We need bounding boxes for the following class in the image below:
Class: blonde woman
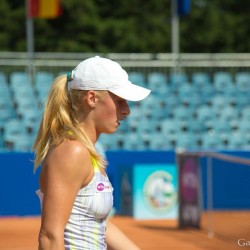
[33,56,150,250]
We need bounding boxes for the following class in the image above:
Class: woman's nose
[122,101,130,116]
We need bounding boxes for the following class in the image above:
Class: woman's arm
[38,140,93,250]
[106,220,141,250]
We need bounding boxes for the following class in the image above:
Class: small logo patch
[97,183,105,191]
[96,182,112,192]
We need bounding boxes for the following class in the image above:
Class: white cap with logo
[68,56,151,101]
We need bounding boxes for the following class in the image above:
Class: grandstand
[1,52,250,152]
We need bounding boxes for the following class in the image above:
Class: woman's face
[94,91,130,135]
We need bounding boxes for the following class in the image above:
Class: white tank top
[36,156,113,249]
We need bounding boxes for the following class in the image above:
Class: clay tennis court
[0,211,249,250]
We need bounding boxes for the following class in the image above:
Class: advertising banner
[133,164,178,220]
[177,153,201,228]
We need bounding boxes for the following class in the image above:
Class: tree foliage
[0,0,250,53]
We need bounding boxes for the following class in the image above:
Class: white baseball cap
[68,56,151,101]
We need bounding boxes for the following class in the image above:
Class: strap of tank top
[91,155,100,173]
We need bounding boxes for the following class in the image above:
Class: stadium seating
[1,69,250,151]
[213,71,234,92]
[201,132,224,149]
[235,72,250,92]
[191,72,211,88]
[128,72,146,87]
[34,71,54,98]
[227,132,249,150]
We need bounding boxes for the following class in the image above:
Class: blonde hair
[33,75,106,171]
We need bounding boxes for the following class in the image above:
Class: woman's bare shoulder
[48,139,90,163]
[42,140,93,185]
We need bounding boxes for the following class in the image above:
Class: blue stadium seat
[140,94,157,111]
[235,72,250,92]
[201,133,224,149]
[36,81,52,98]
[13,84,35,100]
[122,133,145,150]
[128,105,143,120]
[241,106,250,120]
[116,120,129,133]
[139,118,159,134]
[147,72,168,90]
[196,105,215,122]
[35,71,54,84]
[2,119,27,150]
[35,72,54,97]
[0,93,13,109]
[128,72,146,87]
[0,72,7,83]
[218,106,239,121]
[150,103,170,121]
[10,71,32,91]
[149,133,172,150]
[152,85,171,99]
[3,119,26,136]
[187,119,204,134]
[37,94,49,109]
[213,72,233,92]
[175,132,198,149]
[21,108,41,125]
[98,133,120,150]
[13,134,35,152]
[238,119,250,134]
[164,94,179,110]
[191,72,211,88]
[211,95,228,109]
[169,72,188,92]
[15,96,39,118]
[148,72,167,84]
[235,93,250,110]
[227,132,249,150]
[173,105,193,121]
[208,119,232,134]
[0,107,16,122]
[198,84,215,105]
[177,84,201,107]
[0,80,9,91]
[178,83,194,98]
[221,85,239,99]
[170,72,188,85]
[160,119,181,135]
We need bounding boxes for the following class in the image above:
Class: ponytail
[33,75,105,171]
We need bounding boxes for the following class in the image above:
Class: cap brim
[110,84,151,101]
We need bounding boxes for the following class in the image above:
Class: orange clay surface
[0,211,249,250]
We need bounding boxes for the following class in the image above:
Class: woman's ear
[86,90,97,108]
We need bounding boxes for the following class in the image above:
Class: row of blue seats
[99,130,250,151]
[1,71,250,107]
[1,123,250,152]
[1,111,250,152]
[1,70,250,152]
[1,70,250,89]
[1,70,250,95]
[1,104,250,139]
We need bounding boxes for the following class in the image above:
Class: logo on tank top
[96,182,112,192]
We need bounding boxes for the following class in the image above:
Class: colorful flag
[28,0,62,19]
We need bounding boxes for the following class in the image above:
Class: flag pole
[26,0,34,59]
[171,0,180,72]
[171,0,179,55]
[25,0,35,84]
